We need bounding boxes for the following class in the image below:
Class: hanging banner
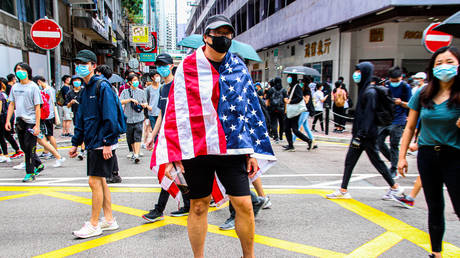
[139,53,157,62]
[130,25,150,45]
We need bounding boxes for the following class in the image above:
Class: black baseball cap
[74,50,97,63]
[155,53,173,66]
[205,14,235,34]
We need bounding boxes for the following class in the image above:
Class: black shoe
[253,197,264,217]
[307,140,313,150]
[170,207,189,217]
[142,209,164,223]
[283,146,295,152]
[282,145,290,149]
[107,175,122,184]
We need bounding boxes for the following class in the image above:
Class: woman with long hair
[398,46,460,258]
[0,78,23,162]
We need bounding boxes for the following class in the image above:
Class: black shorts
[40,119,54,137]
[87,149,117,178]
[126,122,143,143]
[182,155,250,199]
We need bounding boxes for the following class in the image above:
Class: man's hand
[5,121,11,131]
[164,161,185,180]
[102,146,113,160]
[146,136,155,151]
[247,157,259,178]
[69,146,78,158]
[33,125,40,136]
[397,158,408,178]
[394,98,402,105]
[456,117,460,128]
[131,99,139,105]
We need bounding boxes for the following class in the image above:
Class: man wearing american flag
[150,14,276,258]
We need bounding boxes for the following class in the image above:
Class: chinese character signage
[304,38,331,58]
[130,25,150,44]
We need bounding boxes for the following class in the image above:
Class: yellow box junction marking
[0,186,458,257]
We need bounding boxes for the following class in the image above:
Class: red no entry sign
[423,22,453,54]
[30,18,63,50]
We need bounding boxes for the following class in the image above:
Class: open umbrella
[178,34,262,62]
[108,74,124,84]
[433,11,460,38]
[282,66,321,77]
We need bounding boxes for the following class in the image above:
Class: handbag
[286,84,307,119]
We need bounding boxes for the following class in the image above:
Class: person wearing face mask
[145,69,161,131]
[66,76,85,160]
[5,62,44,182]
[120,74,147,164]
[377,67,412,179]
[397,46,460,258]
[411,72,427,96]
[266,77,287,143]
[148,15,276,258]
[327,62,403,200]
[69,50,124,238]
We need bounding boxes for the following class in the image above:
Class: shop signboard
[139,53,157,62]
[130,25,150,45]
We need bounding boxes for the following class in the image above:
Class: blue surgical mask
[73,81,82,88]
[157,65,171,78]
[389,81,401,87]
[132,81,140,88]
[287,77,292,84]
[76,64,90,77]
[352,72,361,83]
[299,82,304,88]
[16,70,28,81]
[433,64,458,82]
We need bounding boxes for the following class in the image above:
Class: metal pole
[46,50,52,83]
[53,0,61,90]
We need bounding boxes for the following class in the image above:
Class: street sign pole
[53,0,61,90]
[46,50,52,84]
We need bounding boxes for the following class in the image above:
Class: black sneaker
[282,145,290,149]
[307,139,313,150]
[170,207,189,217]
[106,175,122,184]
[253,197,264,217]
[142,209,164,223]
[283,146,295,152]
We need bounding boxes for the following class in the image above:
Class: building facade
[186,0,460,106]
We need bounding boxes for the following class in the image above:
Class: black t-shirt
[158,81,173,119]
[66,90,82,114]
[208,58,222,71]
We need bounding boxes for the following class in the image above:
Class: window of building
[45,0,53,18]
[231,15,237,35]
[291,45,295,56]
[24,0,39,23]
[248,1,255,29]
[1,0,15,16]
[240,4,247,33]
[268,0,275,16]
[255,0,260,24]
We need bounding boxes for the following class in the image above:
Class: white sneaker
[326,189,352,199]
[133,154,140,164]
[53,157,66,168]
[99,218,119,231]
[0,156,10,163]
[126,152,133,159]
[139,152,144,157]
[382,187,404,200]
[72,221,103,238]
[262,196,272,209]
[13,162,25,170]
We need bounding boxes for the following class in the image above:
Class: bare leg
[47,136,58,150]
[230,195,255,258]
[101,178,113,222]
[188,196,211,258]
[133,142,141,155]
[252,177,265,197]
[409,176,422,199]
[88,176,104,227]
[37,138,61,159]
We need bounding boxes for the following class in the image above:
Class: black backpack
[270,88,285,112]
[370,85,395,126]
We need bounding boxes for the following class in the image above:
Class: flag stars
[221,76,226,81]
[251,109,257,115]
[244,117,249,123]
[225,62,230,68]
[238,134,243,140]
[247,99,251,104]
[230,124,236,131]
[228,67,233,73]
[222,115,228,121]
[238,114,245,121]
[264,132,269,138]
[236,77,241,83]
[242,69,247,74]
[222,95,227,101]
[237,95,243,102]
[249,128,255,134]
[255,139,261,145]
[243,88,247,93]
[229,85,235,92]
[257,120,264,127]
[229,105,236,111]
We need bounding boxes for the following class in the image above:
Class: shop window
[1,0,15,16]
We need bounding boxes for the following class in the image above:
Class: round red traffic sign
[422,22,453,54]
[30,18,63,50]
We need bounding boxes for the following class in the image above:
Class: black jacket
[351,62,379,139]
[288,84,304,104]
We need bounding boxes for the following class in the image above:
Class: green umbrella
[178,34,262,62]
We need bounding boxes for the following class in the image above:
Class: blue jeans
[293,112,314,142]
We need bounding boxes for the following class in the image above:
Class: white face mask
[155,77,161,83]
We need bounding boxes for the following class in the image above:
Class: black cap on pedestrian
[205,14,235,34]
[155,53,173,66]
[74,50,97,63]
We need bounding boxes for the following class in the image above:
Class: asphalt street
[0,139,459,257]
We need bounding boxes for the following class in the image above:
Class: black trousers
[341,137,394,189]
[16,118,41,174]
[333,105,346,128]
[0,120,20,155]
[417,146,460,253]
[312,111,324,131]
[228,191,259,219]
[269,110,284,140]
[285,115,311,148]
[155,188,191,213]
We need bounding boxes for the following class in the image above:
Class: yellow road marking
[347,231,403,257]
[330,199,460,257]
[33,222,169,258]
[0,192,39,201]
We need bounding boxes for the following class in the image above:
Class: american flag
[150,47,276,206]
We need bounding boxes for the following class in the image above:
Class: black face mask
[207,35,232,53]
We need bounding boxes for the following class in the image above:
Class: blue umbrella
[178,34,262,62]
